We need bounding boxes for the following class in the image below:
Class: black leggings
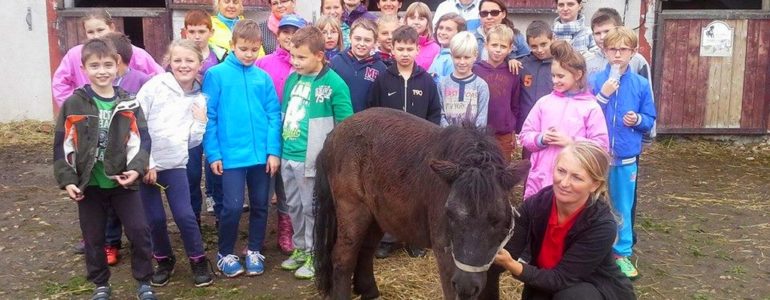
[524,282,603,300]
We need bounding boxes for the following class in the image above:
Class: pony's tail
[313,147,336,296]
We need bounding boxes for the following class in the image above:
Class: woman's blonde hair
[557,141,610,203]
[315,15,344,51]
[404,2,433,39]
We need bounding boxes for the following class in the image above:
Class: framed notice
[700,21,733,57]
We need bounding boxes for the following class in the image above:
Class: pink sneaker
[277,212,294,254]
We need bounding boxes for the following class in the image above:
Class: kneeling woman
[495,141,635,299]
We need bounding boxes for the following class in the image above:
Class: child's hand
[508,59,522,75]
[143,168,157,185]
[192,103,207,122]
[600,78,620,96]
[65,184,84,201]
[113,170,139,187]
[623,111,638,127]
[211,160,223,175]
[544,127,572,147]
[266,155,280,177]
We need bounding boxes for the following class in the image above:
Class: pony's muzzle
[451,270,485,300]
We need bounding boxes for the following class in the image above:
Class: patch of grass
[688,245,706,258]
[727,265,746,276]
[714,250,733,261]
[42,276,91,298]
[639,217,672,234]
[692,293,711,300]
[173,286,248,299]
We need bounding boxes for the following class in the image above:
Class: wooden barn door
[653,11,770,134]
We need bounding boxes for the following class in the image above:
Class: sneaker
[190,257,214,287]
[615,256,639,279]
[245,250,266,276]
[277,213,294,255]
[217,254,244,278]
[294,254,315,279]
[205,196,215,215]
[406,245,427,258]
[104,245,120,266]
[137,283,157,300]
[281,249,307,271]
[151,256,176,286]
[375,242,398,259]
[73,239,86,255]
[90,285,111,300]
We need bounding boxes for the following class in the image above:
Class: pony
[314,107,529,299]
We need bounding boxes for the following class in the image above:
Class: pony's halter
[451,206,518,273]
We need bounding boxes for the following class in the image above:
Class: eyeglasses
[271,0,292,6]
[605,47,635,55]
[479,10,502,18]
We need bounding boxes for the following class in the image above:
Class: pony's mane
[435,124,508,214]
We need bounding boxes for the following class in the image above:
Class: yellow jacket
[209,15,266,58]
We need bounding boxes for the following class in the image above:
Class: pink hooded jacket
[415,35,440,71]
[255,46,293,103]
[52,44,164,107]
[519,90,609,199]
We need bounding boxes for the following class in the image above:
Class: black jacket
[506,186,636,299]
[366,64,441,125]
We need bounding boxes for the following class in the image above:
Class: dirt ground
[0,121,768,299]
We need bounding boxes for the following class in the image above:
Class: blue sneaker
[245,250,266,276]
[217,253,244,278]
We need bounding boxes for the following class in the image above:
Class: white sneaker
[205,196,215,215]
[294,255,315,279]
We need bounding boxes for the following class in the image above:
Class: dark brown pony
[313,108,529,299]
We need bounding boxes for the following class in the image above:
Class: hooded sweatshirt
[428,47,454,84]
[342,4,377,26]
[202,53,282,170]
[52,44,164,107]
[367,63,442,125]
[472,60,522,135]
[256,46,293,103]
[518,90,609,198]
[136,73,207,171]
[329,49,387,112]
[518,54,554,132]
[415,35,441,71]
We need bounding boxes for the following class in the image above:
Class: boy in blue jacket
[329,18,387,113]
[591,26,656,280]
[203,19,282,278]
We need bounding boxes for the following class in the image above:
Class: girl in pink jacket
[519,41,609,199]
[51,9,164,107]
[404,2,439,70]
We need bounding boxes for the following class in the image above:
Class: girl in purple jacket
[518,40,609,199]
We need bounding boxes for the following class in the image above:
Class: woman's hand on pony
[494,249,524,276]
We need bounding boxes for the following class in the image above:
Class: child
[375,15,400,66]
[438,31,489,127]
[590,26,656,280]
[51,8,163,107]
[203,19,282,278]
[433,0,481,32]
[342,0,377,28]
[518,21,555,145]
[552,0,596,55]
[404,2,440,70]
[429,13,466,83]
[255,13,306,255]
[369,25,441,258]
[330,18,387,113]
[472,24,522,162]
[53,38,156,300]
[519,40,609,199]
[280,26,354,279]
[135,39,214,288]
[259,0,298,55]
[103,33,151,96]
[376,0,403,18]
[322,0,351,49]
[183,9,227,78]
[586,7,656,144]
[316,16,345,60]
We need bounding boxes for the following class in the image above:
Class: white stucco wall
[0,0,54,121]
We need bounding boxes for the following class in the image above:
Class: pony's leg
[353,222,383,299]
[477,266,503,300]
[331,200,373,299]
[432,246,457,299]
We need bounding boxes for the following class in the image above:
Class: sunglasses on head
[479,9,502,18]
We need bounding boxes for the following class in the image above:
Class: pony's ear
[500,160,531,190]
[430,160,461,183]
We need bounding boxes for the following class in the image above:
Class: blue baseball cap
[279,14,307,29]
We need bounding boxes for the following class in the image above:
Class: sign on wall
[700,21,733,57]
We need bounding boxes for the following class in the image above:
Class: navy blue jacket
[329,50,387,113]
[367,63,442,125]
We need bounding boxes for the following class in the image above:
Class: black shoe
[406,245,427,258]
[190,257,214,287]
[151,256,176,286]
[375,242,398,259]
